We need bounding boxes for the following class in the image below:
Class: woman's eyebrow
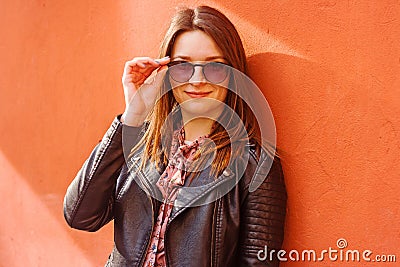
[171,55,226,61]
[205,56,226,60]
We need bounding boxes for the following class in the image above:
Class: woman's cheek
[172,86,185,104]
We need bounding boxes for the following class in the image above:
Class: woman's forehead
[171,30,224,60]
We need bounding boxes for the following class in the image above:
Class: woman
[64,5,287,267]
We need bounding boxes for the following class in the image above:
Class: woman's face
[169,30,229,119]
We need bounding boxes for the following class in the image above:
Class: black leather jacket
[63,115,287,266]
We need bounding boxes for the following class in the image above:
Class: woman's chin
[179,101,225,120]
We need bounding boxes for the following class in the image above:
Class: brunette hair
[130,5,275,178]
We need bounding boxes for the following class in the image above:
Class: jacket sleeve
[238,155,288,266]
[63,115,143,231]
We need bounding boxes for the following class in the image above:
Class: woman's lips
[185,91,211,98]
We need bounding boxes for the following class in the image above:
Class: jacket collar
[128,154,247,222]
[127,140,252,221]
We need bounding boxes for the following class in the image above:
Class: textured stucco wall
[1,1,399,266]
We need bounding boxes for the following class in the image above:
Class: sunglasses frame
[166,60,231,84]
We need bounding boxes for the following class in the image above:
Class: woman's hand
[121,56,170,126]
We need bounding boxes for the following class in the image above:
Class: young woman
[64,5,287,267]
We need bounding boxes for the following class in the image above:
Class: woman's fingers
[121,56,170,126]
[130,57,161,69]
[124,56,169,74]
[123,57,170,89]
[154,56,170,65]
[142,57,170,77]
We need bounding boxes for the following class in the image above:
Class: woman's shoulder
[239,140,284,193]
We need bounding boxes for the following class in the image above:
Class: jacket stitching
[211,201,217,266]
[214,198,222,266]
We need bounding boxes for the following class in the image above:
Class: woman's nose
[189,66,207,85]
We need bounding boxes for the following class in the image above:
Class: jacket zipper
[210,199,218,267]
[164,197,223,267]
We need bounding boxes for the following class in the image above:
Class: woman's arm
[63,115,143,231]
[63,56,168,231]
[238,155,288,266]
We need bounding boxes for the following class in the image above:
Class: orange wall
[1,1,399,266]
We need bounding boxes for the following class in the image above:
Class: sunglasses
[167,61,230,84]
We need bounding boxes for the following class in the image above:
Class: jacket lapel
[128,147,250,222]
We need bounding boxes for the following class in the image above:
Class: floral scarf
[143,127,208,267]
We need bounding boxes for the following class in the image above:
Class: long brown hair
[130,5,274,178]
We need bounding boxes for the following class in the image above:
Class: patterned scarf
[143,127,208,267]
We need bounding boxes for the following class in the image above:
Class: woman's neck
[181,117,214,141]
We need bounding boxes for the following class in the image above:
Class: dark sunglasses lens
[204,62,229,83]
[169,62,193,82]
